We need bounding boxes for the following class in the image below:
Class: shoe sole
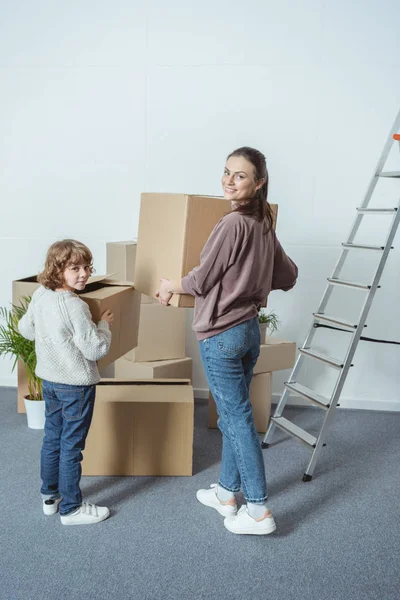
[61,508,110,526]
[196,492,237,517]
[224,520,276,535]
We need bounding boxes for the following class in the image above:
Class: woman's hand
[155,277,173,306]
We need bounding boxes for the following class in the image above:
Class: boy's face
[63,262,91,292]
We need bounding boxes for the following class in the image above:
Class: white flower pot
[259,323,268,344]
[24,397,45,430]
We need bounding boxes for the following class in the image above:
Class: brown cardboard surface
[208,372,271,433]
[134,194,278,307]
[114,356,192,380]
[127,303,186,362]
[82,380,194,476]
[253,337,296,374]
[106,241,137,282]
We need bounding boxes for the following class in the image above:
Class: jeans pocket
[216,322,248,356]
[55,387,85,421]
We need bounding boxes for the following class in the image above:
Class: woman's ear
[255,178,265,192]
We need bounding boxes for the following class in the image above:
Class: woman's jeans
[40,380,96,516]
[199,317,268,503]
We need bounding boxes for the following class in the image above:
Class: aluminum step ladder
[262,109,400,481]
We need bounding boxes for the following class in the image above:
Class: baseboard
[193,388,400,412]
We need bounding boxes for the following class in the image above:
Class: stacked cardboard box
[208,338,296,433]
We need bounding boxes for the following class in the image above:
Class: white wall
[1,0,400,409]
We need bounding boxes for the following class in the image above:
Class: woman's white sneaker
[60,502,110,526]
[196,484,237,517]
[224,506,276,535]
[43,497,62,516]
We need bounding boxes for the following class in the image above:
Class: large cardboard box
[106,240,156,305]
[124,303,186,362]
[134,193,278,307]
[13,275,141,412]
[82,379,194,476]
[208,372,271,433]
[253,337,296,374]
[114,356,192,380]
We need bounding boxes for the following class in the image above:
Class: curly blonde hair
[38,239,94,290]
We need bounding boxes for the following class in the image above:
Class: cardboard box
[106,240,156,305]
[114,356,192,380]
[106,241,137,282]
[253,337,296,374]
[134,193,278,307]
[124,303,186,362]
[208,372,271,433]
[82,379,194,476]
[13,275,141,412]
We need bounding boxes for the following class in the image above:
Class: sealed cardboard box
[13,275,141,412]
[134,193,279,307]
[106,241,137,282]
[208,372,271,433]
[106,240,156,305]
[254,337,296,374]
[124,303,186,362]
[114,356,192,380]
[82,379,194,476]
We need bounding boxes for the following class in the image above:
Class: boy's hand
[101,309,114,326]
[155,278,173,306]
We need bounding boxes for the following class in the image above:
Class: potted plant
[0,296,44,429]
[258,308,280,344]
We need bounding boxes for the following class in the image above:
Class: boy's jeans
[199,317,268,503]
[40,380,96,516]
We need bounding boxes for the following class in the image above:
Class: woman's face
[221,155,262,206]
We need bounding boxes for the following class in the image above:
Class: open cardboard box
[134,193,278,307]
[13,274,141,412]
[253,337,296,374]
[82,379,194,476]
[114,355,192,380]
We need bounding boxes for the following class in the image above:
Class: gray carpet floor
[1,387,399,600]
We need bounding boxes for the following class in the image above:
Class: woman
[156,147,298,535]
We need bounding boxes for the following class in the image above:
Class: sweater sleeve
[18,299,35,341]
[271,235,298,292]
[67,298,112,362]
[181,216,240,297]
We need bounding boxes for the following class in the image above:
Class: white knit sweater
[18,286,111,386]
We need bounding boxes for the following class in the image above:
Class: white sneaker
[60,502,110,526]
[224,505,276,535]
[196,484,237,517]
[43,497,61,516]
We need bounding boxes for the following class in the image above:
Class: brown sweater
[181,211,298,341]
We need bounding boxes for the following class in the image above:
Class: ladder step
[342,243,385,251]
[313,313,360,329]
[285,382,330,409]
[299,347,344,369]
[357,207,397,214]
[327,277,371,290]
[379,171,400,178]
[272,416,317,447]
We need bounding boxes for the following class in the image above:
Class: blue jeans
[199,317,268,503]
[40,380,96,516]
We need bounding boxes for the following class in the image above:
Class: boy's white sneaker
[60,502,110,526]
[224,506,276,535]
[196,484,237,517]
[43,497,62,516]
